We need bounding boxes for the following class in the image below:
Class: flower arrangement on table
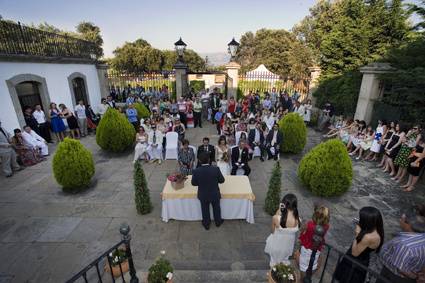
[167,172,187,190]
[269,263,296,283]
[147,250,174,283]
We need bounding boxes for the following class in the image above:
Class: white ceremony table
[161,175,255,224]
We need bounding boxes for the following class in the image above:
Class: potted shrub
[264,162,282,215]
[96,108,135,152]
[268,263,297,283]
[147,252,174,283]
[298,139,352,196]
[278,113,307,154]
[104,248,129,278]
[52,138,95,192]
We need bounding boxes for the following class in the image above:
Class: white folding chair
[252,146,262,158]
[235,131,248,145]
[189,145,197,167]
[165,132,178,160]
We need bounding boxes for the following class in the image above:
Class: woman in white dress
[220,94,228,113]
[303,99,312,124]
[216,136,230,175]
[133,127,149,162]
[265,193,300,267]
[365,120,387,161]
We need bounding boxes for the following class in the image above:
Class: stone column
[225,61,241,99]
[96,63,109,99]
[174,62,188,99]
[354,63,393,124]
[307,66,321,104]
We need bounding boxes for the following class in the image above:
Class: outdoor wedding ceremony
[0,0,424,282]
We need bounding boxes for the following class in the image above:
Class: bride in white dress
[216,136,231,175]
[265,193,300,267]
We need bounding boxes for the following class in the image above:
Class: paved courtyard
[0,124,424,283]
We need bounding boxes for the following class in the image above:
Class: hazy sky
[0,0,318,57]
[0,0,421,57]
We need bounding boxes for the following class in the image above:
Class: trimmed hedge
[189,80,205,93]
[278,113,307,153]
[134,102,150,118]
[264,162,282,215]
[52,138,95,192]
[96,108,135,152]
[134,161,153,214]
[298,139,352,197]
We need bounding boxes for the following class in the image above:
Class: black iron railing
[0,20,101,60]
[66,223,139,283]
[309,243,392,283]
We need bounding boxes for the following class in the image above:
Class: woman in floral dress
[178,139,195,175]
[393,125,422,182]
[11,129,42,166]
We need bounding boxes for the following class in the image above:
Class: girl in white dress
[303,99,312,124]
[365,120,387,161]
[216,136,231,175]
[133,127,149,162]
[265,193,300,267]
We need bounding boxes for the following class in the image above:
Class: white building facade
[0,60,108,132]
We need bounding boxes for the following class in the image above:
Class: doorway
[72,77,88,105]
[15,81,43,112]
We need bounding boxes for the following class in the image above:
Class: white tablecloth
[161,175,255,224]
[161,198,255,223]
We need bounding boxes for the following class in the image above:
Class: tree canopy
[295,0,411,115]
[33,21,104,58]
[110,38,206,73]
[235,29,313,79]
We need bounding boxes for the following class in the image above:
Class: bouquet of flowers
[269,263,296,283]
[167,172,187,190]
[221,151,229,162]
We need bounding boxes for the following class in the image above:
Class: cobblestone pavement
[0,124,423,282]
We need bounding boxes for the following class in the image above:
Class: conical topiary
[96,108,135,152]
[52,138,95,192]
[298,139,353,197]
[134,102,150,119]
[278,113,307,153]
[134,161,153,214]
[264,161,282,215]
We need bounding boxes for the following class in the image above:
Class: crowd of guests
[129,86,314,176]
[323,117,424,192]
[0,99,102,177]
[265,193,425,283]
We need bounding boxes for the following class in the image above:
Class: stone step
[171,259,270,271]
[136,270,270,283]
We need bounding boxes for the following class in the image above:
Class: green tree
[235,29,313,79]
[96,108,135,152]
[134,161,153,215]
[52,138,95,192]
[264,162,282,215]
[76,22,104,57]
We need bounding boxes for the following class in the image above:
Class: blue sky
[0,0,316,57]
[0,0,421,57]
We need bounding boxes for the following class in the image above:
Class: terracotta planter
[105,260,129,278]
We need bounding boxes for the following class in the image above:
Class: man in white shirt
[74,100,88,137]
[147,124,164,164]
[22,125,49,156]
[97,98,109,118]
[263,111,276,130]
[32,104,52,143]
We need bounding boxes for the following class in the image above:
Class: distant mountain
[199,52,230,66]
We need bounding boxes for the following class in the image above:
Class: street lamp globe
[227,37,240,60]
[174,37,187,58]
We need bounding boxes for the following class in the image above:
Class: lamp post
[119,223,139,283]
[174,37,187,65]
[227,37,240,62]
[173,37,188,99]
[303,224,326,283]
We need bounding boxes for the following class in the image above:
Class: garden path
[0,124,423,282]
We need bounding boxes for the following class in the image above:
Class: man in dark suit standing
[248,123,265,162]
[266,123,283,160]
[209,88,221,124]
[192,152,225,230]
[231,139,251,176]
[197,137,215,167]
